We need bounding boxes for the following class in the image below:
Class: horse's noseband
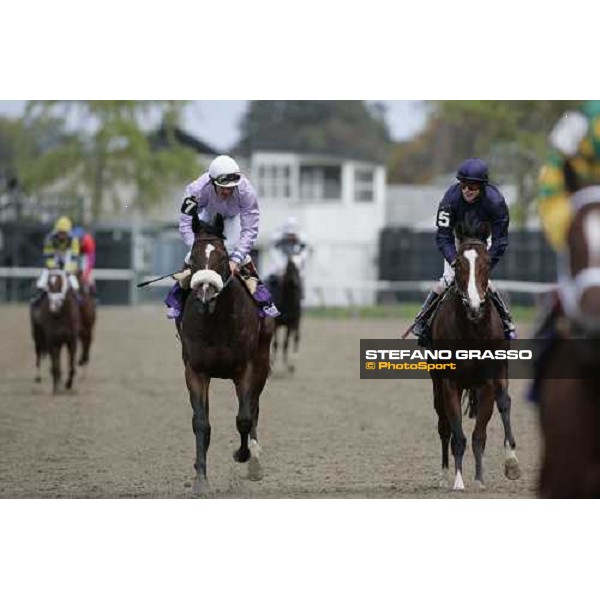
[191,269,234,313]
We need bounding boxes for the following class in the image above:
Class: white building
[248,151,386,306]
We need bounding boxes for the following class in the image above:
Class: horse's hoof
[504,458,521,480]
[475,479,486,491]
[439,469,450,488]
[192,476,210,497]
[233,448,250,463]
[35,376,41,383]
[288,364,296,374]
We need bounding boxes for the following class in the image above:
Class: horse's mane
[454,213,491,243]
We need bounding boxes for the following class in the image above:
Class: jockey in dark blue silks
[412,158,517,343]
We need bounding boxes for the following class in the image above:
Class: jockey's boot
[412,291,439,339]
[490,288,517,339]
[240,262,281,318]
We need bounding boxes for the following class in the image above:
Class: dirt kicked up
[0,304,540,498]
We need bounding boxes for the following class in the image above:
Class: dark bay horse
[76,271,96,366]
[430,221,520,490]
[270,256,302,373]
[537,187,600,497]
[30,269,80,394]
[180,215,274,496]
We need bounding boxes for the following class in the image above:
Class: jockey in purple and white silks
[412,158,516,342]
[165,154,280,319]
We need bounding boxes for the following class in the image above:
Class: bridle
[47,269,70,313]
[190,235,235,314]
[452,238,490,315]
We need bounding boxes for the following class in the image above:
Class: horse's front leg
[185,365,211,496]
[283,326,294,373]
[271,327,279,367]
[79,327,91,366]
[471,383,495,489]
[35,347,43,383]
[233,368,253,465]
[496,381,521,480]
[234,364,267,482]
[65,337,77,390]
[50,345,62,395]
[444,381,467,491]
[433,378,451,488]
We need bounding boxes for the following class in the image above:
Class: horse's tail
[462,389,478,419]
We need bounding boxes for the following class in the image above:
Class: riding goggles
[214,173,241,186]
[460,181,482,192]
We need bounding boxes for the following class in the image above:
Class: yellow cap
[54,216,72,233]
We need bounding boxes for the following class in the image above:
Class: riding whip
[136,271,181,288]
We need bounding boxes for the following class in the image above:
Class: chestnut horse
[30,269,80,394]
[537,186,600,497]
[180,214,274,496]
[430,220,520,491]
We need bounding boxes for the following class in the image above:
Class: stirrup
[262,303,281,318]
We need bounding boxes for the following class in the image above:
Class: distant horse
[537,187,600,497]
[76,271,96,366]
[30,269,80,394]
[430,220,520,490]
[270,256,302,373]
[180,214,274,496]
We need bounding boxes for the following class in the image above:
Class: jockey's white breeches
[37,269,79,292]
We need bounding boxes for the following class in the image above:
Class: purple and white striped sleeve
[230,180,260,263]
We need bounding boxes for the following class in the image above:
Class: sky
[0,100,429,153]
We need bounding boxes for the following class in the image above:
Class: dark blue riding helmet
[456,158,489,183]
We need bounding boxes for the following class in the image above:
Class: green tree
[22,101,198,221]
[236,101,391,162]
[387,100,580,224]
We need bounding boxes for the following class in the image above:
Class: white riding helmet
[209,155,242,188]
[282,216,300,234]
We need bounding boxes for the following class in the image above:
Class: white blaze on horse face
[583,211,600,267]
[463,249,481,311]
[204,244,215,268]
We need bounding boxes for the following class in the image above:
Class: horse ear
[213,213,225,237]
[479,221,491,239]
[191,212,200,234]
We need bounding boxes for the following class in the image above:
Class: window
[257,164,292,198]
[354,167,375,202]
[299,165,342,201]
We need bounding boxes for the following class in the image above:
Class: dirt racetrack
[0,304,541,498]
